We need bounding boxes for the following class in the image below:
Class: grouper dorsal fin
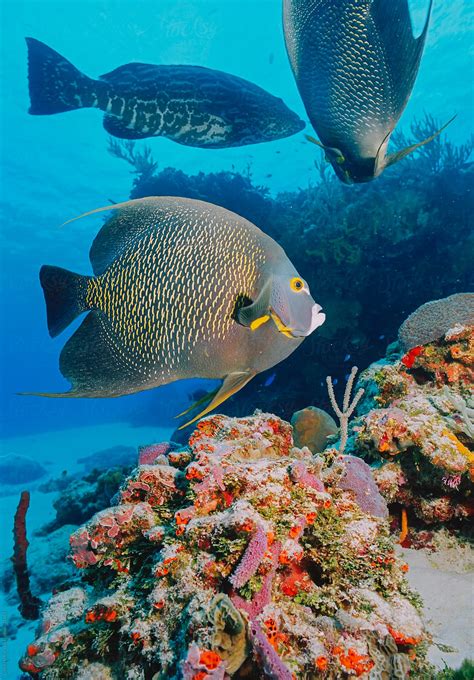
[371,0,433,117]
[62,197,161,275]
[383,115,457,170]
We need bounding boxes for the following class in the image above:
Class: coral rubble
[351,325,473,531]
[19,413,428,679]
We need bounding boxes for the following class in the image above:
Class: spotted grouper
[25,38,305,148]
[284,0,452,183]
[31,197,325,426]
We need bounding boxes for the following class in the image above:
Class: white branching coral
[326,366,364,453]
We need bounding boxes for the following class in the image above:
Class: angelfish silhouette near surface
[283,0,452,183]
[26,38,304,148]
[27,197,325,428]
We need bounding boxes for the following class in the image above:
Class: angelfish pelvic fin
[305,134,325,148]
[174,387,220,419]
[384,115,457,169]
[178,370,256,429]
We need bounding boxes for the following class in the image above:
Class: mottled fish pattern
[284,0,434,182]
[26,38,304,147]
[35,198,324,425]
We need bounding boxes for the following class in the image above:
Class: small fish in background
[25,38,305,148]
[26,197,325,427]
[263,372,277,387]
[283,0,453,183]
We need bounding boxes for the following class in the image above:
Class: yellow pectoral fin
[270,311,293,338]
[250,314,270,331]
[178,371,256,430]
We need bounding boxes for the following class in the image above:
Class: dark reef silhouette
[109,116,473,427]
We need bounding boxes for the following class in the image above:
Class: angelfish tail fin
[26,37,98,114]
[39,265,91,338]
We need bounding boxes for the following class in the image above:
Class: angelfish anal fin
[385,115,457,169]
[236,279,273,328]
[178,371,256,429]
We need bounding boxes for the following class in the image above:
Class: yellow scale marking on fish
[84,207,266,383]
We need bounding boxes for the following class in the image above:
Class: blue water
[1,0,473,438]
[0,1,473,676]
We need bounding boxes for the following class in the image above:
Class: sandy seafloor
[0,424,472,678]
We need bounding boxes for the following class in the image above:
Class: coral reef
[398,293,474,351]
[77,445,137,472]
[19,413,429,679]
[349,325,473,532]
[40,465,134,533]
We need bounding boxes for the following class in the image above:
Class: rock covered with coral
[291,406,338,454]
[19,413,428,679]
[352,325,473,527]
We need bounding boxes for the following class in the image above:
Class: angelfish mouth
[270,310,295,338]
[271,304,326,339]
[307,304,326,335]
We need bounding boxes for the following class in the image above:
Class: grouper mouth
[270,304,326,339]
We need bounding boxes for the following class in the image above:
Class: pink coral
[249,619,293,680]
[290,460,325,492]
[230,524,268,589]
[231,542,280,618]
[138,442,172,465]
[337,456,388,519]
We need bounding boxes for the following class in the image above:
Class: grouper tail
[39,265,92,338]
[26,37,99,115]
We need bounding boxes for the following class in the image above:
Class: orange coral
[387,626,420,646]
[336,647,374,676]
[199,649,222,670]
[315,656,328,671]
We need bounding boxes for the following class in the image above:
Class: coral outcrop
[351,325,473,531]
[20,413,428,679]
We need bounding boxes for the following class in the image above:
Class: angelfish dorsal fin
[371,0,433,116]
[62,197,161,276]
[384,115,457,169]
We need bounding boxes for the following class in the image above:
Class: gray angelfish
[26,38,304,148]
[284,0,452,183]
[26,197,325,427]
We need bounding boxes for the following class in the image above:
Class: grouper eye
[290,277,304,292]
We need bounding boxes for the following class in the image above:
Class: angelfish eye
[290,277,304,292]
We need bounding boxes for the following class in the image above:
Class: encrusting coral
[19,413,428,679]
[350,325,473,532]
